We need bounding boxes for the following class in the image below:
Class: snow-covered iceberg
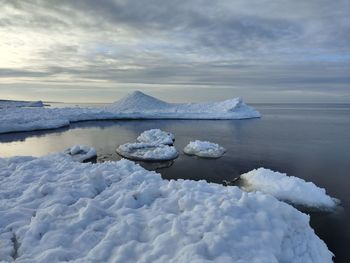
[0,99,44,108]
[106,91,261,119]
[116,142,178,161]
[63,145,97,162]
[240,168,339,210]
[137,129,175,145]
[184,140,226,158]
[0,154,333,262]
[0,91,260,134]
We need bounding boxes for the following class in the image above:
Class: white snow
[184,140,226,158]
[106,91,261,119]
[63,145,97,162]
[117,142,178,161]
[0,99,44,108]
[0,154,333,262]
[137,129,175,145]
[0,91,260,134]
[240,168,339,210]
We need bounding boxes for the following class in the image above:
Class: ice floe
[0,91,260,134]
[117,142,178,161]
[0,99,44,108]
[184,140,226,158]
[137,129,175,145]
[240,168,339,210]
[0,154,333,262]
[63,145,97,162]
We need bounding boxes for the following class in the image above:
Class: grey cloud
[0,0,350,102]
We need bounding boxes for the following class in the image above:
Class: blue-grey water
[0,103,349,262]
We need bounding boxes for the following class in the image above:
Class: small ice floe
[137,129,175,145]
[116,142,178,161]
[184,140,226,158]
[240,168,339,210]
[64,145,97,162]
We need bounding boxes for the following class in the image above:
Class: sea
[0,103,349,262]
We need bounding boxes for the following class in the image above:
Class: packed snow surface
[0,91,260,134]
[240,168,339,209]
[63,145,97,162]
[184,140,226,158]
[0,99,44,108]
[137,129,175,145]
[117,142,178,161]
[0,154,333,262]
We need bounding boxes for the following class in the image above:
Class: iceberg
[137,129,175,145]
[240,168,339,210]
[106,91,261,119]
[116,142,178,161]
[0,154,333,262]
[184,140,226,158]
[63,145,97,162]
[0,91,260,134]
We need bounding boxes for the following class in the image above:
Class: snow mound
[240,168,339,209]
[0,99,44,108]
[63,145,97,162]
[108,91,170,112]
[137,129,175,145]
[117,142,178,161]
[184,140,226,158]
[0,155,333,262]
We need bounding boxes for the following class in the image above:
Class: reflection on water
[0,104,350,262]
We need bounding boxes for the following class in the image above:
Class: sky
[1,0,350,103]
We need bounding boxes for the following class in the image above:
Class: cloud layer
[1,0,350,102]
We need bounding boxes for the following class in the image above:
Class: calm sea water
[0,103,349,262]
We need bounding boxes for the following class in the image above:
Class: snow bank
[117,142,178,161]
[0,155,333,262]
[240,168,339,209]
[137,129,175,145]
[0,99,44,108]
[63,145,97,162]
[0,91,260,134]
[184,140,226,158]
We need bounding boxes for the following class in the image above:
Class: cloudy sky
[1,0,350,103]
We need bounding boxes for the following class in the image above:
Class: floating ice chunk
[184,140,226,158]
[0,155,333,262]
[64,145,97,162]
[137,129,175,145]
[240,168,339,209]
[117,142,178,161]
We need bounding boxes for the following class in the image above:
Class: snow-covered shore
[0,154,333,262]
[0,91,260,134]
